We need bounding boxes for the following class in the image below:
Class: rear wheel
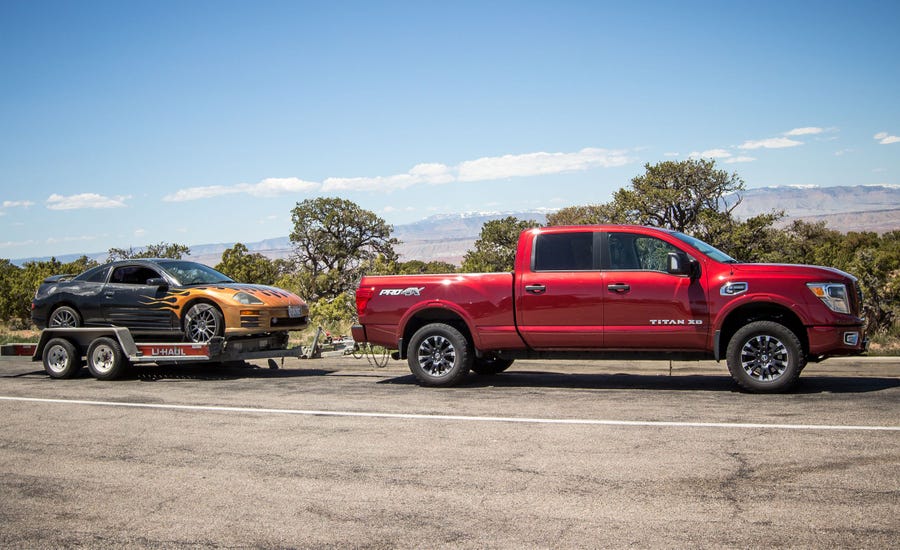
[42,338,82,379]
[471,355,514,375]
[183,303,224,343]
[48,306,81,328]
[726,321,804,393]
[407,323,473,387]
[87,337,128,381]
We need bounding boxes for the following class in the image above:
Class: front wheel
[49,306,81,328]
[726,321,804,393]
[407,323,473,387]
[183,303,224,343]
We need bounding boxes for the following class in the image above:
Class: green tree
[289,197,397,300]
[215,243,288,285]
[369,257,458,275]
[3,256,99,325]
[547,159,784,262]
[107,242,191,261]
[461,216,541,272]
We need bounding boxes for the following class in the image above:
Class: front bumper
[808,325,867,358]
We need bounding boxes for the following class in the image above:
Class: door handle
[104,292,114,299]
[607,283,630,293]
[525,284,546,295]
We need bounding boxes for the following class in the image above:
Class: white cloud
[457,148,632,182]
[874,132,900,145]
[45,234,98,244]
[323,163,453,192]
[46,193,130,210]
[134,228,147,237]
[784,127,824,136]
[663,152,679,157]
[738,137,803,150]
[834,149,852,156]
[0,239,37,248]
[724,156,756,164]
[165,147,637,199]
[163,177,318,202]
[688,149,732,159]
[3,200,35,208]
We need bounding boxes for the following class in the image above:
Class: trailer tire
[42,338,83,379]
[726,321,804,393]
[471,355,514,375]
[407,323,473,387]
[87,337,128,381]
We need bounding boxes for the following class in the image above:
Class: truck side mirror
[667,252,701,280]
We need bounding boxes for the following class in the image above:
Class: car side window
[533,232,595,271]
[607,233,680,272]
[110,266,161,285]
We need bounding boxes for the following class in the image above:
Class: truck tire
[407,323,473,387]
[471,355,514,375]
[42,338,83,379]
[726,321,804,393]
[86,336,128,381]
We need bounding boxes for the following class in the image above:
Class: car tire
[48,306,82,328]
[42,338,83,379]
[471,355,514,375]
[183,303,225,343]
[86,336,128,381]
[726,321,804,393]
[407,323,473,387]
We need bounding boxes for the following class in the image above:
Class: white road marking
[1,395,898,432]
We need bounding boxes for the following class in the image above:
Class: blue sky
[1,0,898,259]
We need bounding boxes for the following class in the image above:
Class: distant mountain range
[12,185,900,267]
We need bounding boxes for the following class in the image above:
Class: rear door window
[532,232,598,271]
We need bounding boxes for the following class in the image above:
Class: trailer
[0,327,316,380]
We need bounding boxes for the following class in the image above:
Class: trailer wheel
[407,323,473,387]
[471,355,514,375]
[86,337,128,381]
[726,321,804,393]
[42,338,83,379]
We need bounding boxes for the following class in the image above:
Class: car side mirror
[667,252,701,280]
[146,277,168,289]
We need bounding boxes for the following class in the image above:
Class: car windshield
[156,261,234,286]
[671,232,737,263]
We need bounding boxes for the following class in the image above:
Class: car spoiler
[42,274,76,283]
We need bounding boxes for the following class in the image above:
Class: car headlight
[807,283,851,314]
[233,292,264,305]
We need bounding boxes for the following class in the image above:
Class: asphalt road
[1,354,898,548]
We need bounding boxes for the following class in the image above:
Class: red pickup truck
[352,225,867,392]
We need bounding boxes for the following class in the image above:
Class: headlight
[807,283,851,314]
[233,292,264,305]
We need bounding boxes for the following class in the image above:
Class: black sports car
[32,259,309,342]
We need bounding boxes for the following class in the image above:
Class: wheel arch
[399,305,476,359]
[717,302,808,360]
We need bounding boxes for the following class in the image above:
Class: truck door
[515,230,604,348]
[600,231,709,350]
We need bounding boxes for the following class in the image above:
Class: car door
[600,230,709,350]
[515,229,604,349]
[102,265,177,332]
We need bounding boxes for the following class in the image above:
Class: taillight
[356,287,375,315]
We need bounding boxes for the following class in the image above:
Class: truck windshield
[671,232,737,263]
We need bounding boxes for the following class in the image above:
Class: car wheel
[726,321,804,393]
[86,337,128,381]
[407,323,473,387]
[42,338,83,379]
[471,355,514,375]
[183,303,224,343]
[48,306,81,328]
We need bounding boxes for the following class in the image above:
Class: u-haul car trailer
[0,327,315,380]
